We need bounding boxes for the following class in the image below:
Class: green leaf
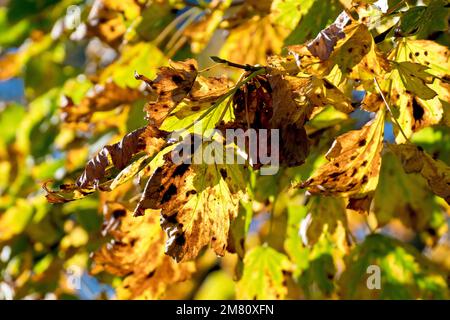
[340,234,448,299]
[270,0,310,30]
[100,42,166,88]
[374,151,447,244]
[236,245,292,299]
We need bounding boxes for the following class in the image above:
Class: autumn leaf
[388,39,449,142]
[236,245,292,300]
[267,72,353,166]
[301,196,351,250]
[133,136,247,262]
[389,143,450,204]
[220,16,288,65]
[373,151,447,245]
[60,82,143,126]
[92,203,195,299]
[44,125,167,202]
[139,59,198,127]
[159,74,234,133]
[299,109,385,213]
[394,61,437,100]
[306,11,351,61]
[340,234,448,299]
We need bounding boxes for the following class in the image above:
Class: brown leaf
[61,82,142,125]
[141,59,198,126]
[299,109,385,213]
[92,203,195,299]
[390,144,450,204]
[77,126,165,189]
[306,11,351,60]
[44,126,167,202]
[133,137,246,262]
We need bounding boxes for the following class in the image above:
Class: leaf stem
[373,77,410,143]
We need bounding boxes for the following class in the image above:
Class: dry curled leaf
[306,11,351,61]
[299,109,385,213]
[44,126,167,202]
[139,59,198,126]
[60,82,143,125]
[92,203,195,299]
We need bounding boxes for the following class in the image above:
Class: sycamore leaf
[327,22,377,75]
[220,16,288,65]
[284,0,343,47]
[389,143,450,204]
[391,91,443,143]
[373,151,447,245]
[394,61,437,100]
[306,11,351,61]
[44,126,167,202]
[133,137,247,262]
[159,75,234,133]
[92,203,195,299]
[270,0,307,30]
[299,109,385,213]
[267,72,353,166]
[394,39,450,78]
[236,245,292,300]
[139,59,198,127]
[302,196,350,249]
[340,234,448,299]
[398,1,449,38]
[388,39,449,142]
[99,42,166,89]
[60,82,143,126]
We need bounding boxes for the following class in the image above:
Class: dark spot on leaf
[175,234,186,246]
[172,163,190,177]
[185,190,197,197]
[323,80,334,89]
[172,75,183,84]
[412,99,424,121]
[219,168,227,179]
[161,183,177,203]
[146,270,156,278]
[330,171,344,178]
[112,209,126,219]
[358,139,366,147]
[361,175,368,184]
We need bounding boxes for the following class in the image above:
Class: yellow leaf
[300,109,385,213]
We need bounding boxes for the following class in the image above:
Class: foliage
[0,0,449,300]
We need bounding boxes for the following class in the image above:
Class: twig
[210,56,264,72]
